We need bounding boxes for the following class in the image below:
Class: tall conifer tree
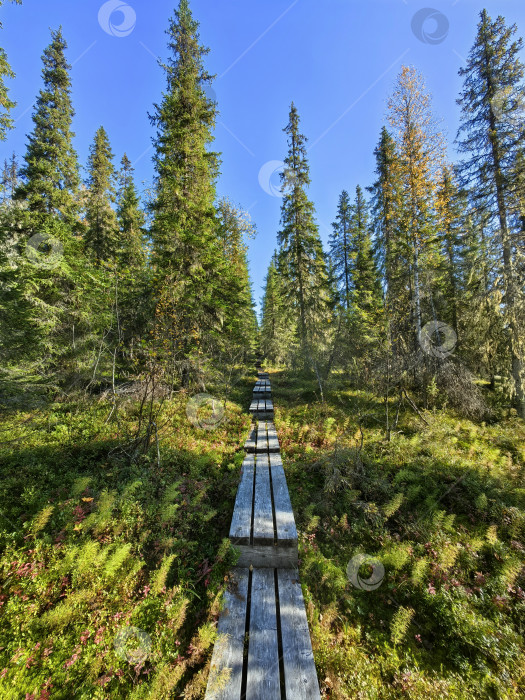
[84,126,118,263]
[277,102,329,365]
[260,252,289,365]
[216,198,257,353]
[1,153,18,202]
[149,0,226,381]
[329,190,352,311]
[456,9,525,415]
[15,27,79,226]
[0,0,21,141]
[368,126,407,354]
[349,185,382,315]
[116,153,145,268]
[435,166,465,336]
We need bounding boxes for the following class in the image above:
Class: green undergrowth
[0,374,253,699]
[271,369,525,699]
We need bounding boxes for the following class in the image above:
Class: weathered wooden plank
[252,389,271,399]
[231,544,298,568]
[247,568,280,699]
[269,453,297,545]
[206,568,249,700]
[244,426,257,452]
[277,569,320,700]
[255,421,267,453]
[229,456,254,545]
[252,453,273,544]
[250,401,274,417]
[266,423,279,453]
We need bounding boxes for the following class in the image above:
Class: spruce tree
[149,0,226,383]
[329,190,352,310]
[260,252,289,365]
[512,146,525,240]
[116,153,145,268]
[15,27,79,226]
[1,153,18,203]
[346,186,383,373]
[112,153,149,369]
[435,166,466,336]
[349,185,382,315]
[0,43,15,140]
[0,0,21,141]
[277,102,330,365]
[456,208,507,385]
[216,198,257,354]
[260,255,279,364]
[368,126,407,355]
[456,9,525,416]
[84,126,118,263]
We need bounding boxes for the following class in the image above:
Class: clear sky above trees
[2,0,524,312]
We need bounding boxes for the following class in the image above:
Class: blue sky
[2,0,525,315]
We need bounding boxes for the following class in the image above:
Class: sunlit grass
[270,368,525,699]
[0,376,252,699]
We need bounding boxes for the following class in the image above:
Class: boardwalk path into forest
[205,367,321,699]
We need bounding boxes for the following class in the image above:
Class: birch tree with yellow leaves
[387,65,447,354]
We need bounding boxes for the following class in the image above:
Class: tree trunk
[486,58,525,417]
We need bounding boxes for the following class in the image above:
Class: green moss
[271,368,525,698]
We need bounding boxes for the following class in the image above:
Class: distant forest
[1,0,524,422]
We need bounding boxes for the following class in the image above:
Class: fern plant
[383,492,404,519]
[411,557,429,585]
[390,606,415,645]
[31,505,54,534]
[486,524,498,544]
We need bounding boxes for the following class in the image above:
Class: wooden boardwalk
[244,421,280,453]
[249,398,274,418]
[205,368,320,699]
